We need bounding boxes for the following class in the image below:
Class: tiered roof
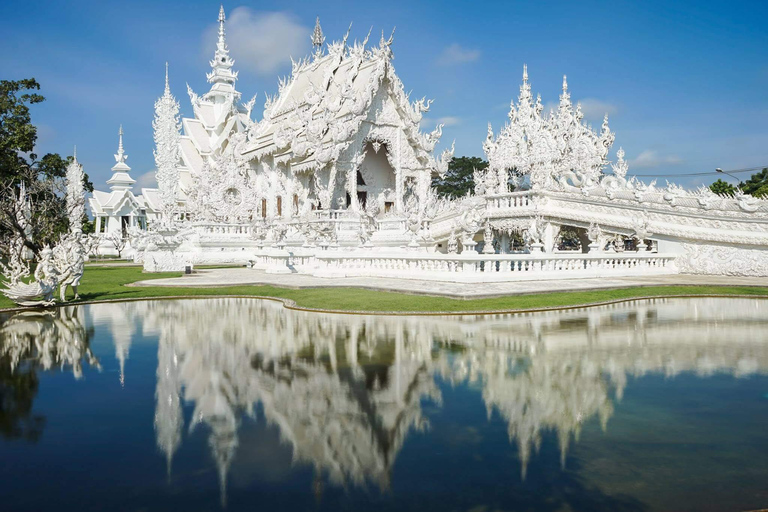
[241,20,453,175]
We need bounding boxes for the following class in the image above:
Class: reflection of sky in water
[1,298,767,511]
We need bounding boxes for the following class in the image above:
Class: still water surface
[0,297,767,512]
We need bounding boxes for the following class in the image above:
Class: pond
[1,297,767,512]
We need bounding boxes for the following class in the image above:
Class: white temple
[89,126,161,255]
[94,6,768,278]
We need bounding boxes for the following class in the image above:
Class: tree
[431,156,488,199]
[738,168,768,198]
[103,232,127,258]
[0,79,93,257]
[709,179,736,197]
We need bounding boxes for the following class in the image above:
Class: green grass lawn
[2,265,768,313]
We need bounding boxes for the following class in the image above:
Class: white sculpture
[3,153,88,306]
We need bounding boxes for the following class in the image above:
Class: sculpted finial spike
[523,64,528,82]
[115,125,127,165]
[73,145,77,162]
[342,22,352,47]
[165,62,170,93]
[562,75,567,92]
[311,17,325,57]
[379,27,395,50]
[217,5,227,51]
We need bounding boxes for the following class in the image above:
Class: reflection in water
[0,306,99,442]
[1,297,768,507]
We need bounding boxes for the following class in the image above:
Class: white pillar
[500,232,510,254]
[543,222,558,253]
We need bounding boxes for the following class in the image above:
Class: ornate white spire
[107,125,135,191]
[311,17,325,59]
[115,125,126,165]
[218,5,225,38]
[206,5,238,97]
[154,65,181,224]
[561,75,569,101]
[65,148,85,233]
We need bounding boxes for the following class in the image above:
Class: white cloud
[578,99,618,120]
[203,7,309,76]
[136,171,158,189]
[436,43,480,66]
[420,116,461,129]
[629,150,683,169]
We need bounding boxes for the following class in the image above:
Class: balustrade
[486,191,534,210]
[196,223,252,236]
[305,250,676,282]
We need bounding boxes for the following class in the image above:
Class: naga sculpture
[2,152,87,307]
[3,246,60,306]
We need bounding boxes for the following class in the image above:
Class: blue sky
[1,0,766,189]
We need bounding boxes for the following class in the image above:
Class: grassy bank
[2,265,768,313]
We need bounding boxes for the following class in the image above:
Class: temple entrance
[121,216,129,238]
[350,141,396,210]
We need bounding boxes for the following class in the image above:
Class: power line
[630,165,767,178]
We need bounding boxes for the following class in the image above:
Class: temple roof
[240,23,452,174]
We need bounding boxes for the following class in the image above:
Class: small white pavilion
[89,126,161,255]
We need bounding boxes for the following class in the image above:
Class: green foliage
[431,156,488,199]
[739,168,768,198]
[0,79,93,254]
[711,168,768,199]
[81,214,95,235]
[0,79,44,180]
[709,179,735,197]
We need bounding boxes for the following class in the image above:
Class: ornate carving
[154,64,182,227]
[677,243,768,276]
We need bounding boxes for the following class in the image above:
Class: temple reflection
[0,306,99,443]
[2,297,768,504]
[0,306,99,378]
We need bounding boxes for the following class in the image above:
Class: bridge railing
[307,251,677,282]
